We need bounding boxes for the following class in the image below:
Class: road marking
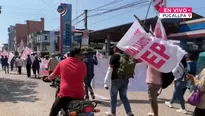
[95,94,109,100]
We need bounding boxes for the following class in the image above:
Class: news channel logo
[158,7,192,19]
[57,4,67,16]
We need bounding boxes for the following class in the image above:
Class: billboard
[57,3,72,55]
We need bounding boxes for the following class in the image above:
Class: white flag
[154,18,167,40]
[117,20,186,73]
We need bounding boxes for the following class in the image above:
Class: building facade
[8,25,15,51]
[14,18,44,50]
[28,30,59,54]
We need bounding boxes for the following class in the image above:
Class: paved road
[0,69,195,116]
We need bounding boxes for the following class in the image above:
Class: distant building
[8,25,15,51]
[2,43,8,51]
[14,18,44,50]
[28,30,59,55]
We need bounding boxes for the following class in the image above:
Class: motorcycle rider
[45,47,87,116]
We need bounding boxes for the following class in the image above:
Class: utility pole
[80,9,88,48]
[84,9,88,30]
[0,6,2,14]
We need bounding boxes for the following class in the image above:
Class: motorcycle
[42,76,100,116]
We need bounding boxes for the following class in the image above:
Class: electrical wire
[88,1,149,18]
[77,4,148,29]
[88,0,125,12]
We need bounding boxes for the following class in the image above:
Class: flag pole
[143,1,152,25]
[134,15,154,36]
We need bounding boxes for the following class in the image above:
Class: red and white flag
[96,51,104,58]
[2,50,8,56]
[154,18,167,40]
[8,52,14,64]
[151,0,167,13]
[21,47,33,60]
[19,40,24,52]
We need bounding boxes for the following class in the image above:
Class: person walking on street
[104,46,134,116]
[26,55,32,78]
[10,57,16,71]
[165,57,188,114]
[3,56,9,74]
[146,66,162,116]
[47,53,59,87]
[15,56,23,74]
[83,51,98,100]
[32,56,41,78]
[1,56,4,70]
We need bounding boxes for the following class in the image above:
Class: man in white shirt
[15,56,24,74]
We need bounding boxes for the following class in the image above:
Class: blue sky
[0,0,205,47]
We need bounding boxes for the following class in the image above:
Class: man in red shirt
[47,48,87,116]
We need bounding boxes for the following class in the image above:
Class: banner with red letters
[117,20,186,73]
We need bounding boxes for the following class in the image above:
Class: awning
[168,29,205,39]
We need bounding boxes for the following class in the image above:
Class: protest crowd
[1,18,205,116]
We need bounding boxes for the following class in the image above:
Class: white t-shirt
[172,63,185,81]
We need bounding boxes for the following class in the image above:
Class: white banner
[39,59,49,77]
[93,53,147,91]
[154,18,167,40]
[8,52,14,64]
[21,47,33,60]
[117,20,186,73]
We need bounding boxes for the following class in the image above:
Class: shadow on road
[0,78,39,103]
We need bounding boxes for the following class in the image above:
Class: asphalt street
[0,69,195,116]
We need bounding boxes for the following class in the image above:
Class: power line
[88,0,125,12]
[79,5,147,29]
[88,1,149,18]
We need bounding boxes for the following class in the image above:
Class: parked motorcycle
[42,76,100,116]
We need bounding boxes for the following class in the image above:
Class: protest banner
[8,52,14,64]
[93,52,147,91]
[21,47,32,60]
[2,50,8,56]
[39,58,49,77]
[117,20,186,73]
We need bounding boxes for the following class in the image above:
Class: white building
[28,30,59,55]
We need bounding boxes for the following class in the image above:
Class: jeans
[170,80,186,109]
[18,66,22,74]
[4,65,9,73]
[26,64,31,77]
[84,76,94,99]
[110,79,132,115]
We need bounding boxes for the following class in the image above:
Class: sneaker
[105,112,116,116]
[148,112,154,116]
[165,101,173,108]
[176,109,187,114]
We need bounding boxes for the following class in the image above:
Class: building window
[45,36,48,40]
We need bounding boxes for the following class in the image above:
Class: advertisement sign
[58,3,72,55]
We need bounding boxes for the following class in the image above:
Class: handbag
[187,84,201,106]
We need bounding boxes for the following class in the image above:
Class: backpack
[117,54,136,80]
[161,72,175,89]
